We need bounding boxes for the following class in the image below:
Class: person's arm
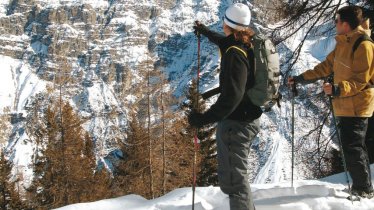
[204,30,225,46]
[334,41,374,97]
[194,22,225,46]
[203,49,248,123]
[294,49,335,83]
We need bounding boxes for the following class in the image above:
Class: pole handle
[323,75,334,99]
[292,82,298,97]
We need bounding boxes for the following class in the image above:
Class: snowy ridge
[56,165,374,210]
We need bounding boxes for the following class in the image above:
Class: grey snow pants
[216,119,259,210]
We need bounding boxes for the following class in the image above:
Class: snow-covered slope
[56,165,374,210]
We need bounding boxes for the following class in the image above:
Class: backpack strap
[352,34,373,53]
[225,45,256,89]
[352,35,374,86]
[226,46,247,58]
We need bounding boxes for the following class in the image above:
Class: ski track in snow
[254,134,282,184]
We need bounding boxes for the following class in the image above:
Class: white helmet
[223,3,251,30]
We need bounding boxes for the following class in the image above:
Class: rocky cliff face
[0,0,335,193]
[0,0,226,189]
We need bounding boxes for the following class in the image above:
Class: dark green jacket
[199,28,262,124]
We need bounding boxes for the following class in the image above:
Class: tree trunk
[161,88,166,195]
[147,58,154,199]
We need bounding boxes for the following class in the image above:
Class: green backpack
[226,34,281,112]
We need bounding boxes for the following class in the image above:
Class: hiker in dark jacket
[289,6,374,198]
[188,3,262,210]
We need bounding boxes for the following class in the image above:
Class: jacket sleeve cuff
[333,84,341,97]
[201,87,220,99]
[199,25,211,36]
[293,75,306,84]
[202,109,220,125]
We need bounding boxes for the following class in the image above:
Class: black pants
[338,117,372,191]
[365,114,374,163]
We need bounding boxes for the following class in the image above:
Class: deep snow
[56,165,374,210]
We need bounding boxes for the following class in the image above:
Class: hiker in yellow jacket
[289,6,374,198]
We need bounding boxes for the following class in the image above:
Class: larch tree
[0,150,27,210]
[27,97,111,209]
[182,79,218,186]
[113,115,151,198]
[0,107,11,148]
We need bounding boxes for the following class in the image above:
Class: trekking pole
[291,82,298,188]
[325,77,354,202]
[192,32,201,210]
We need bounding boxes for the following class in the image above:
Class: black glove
[332,84,341,96]
[188,110,206,128]
[201,87,220,100]
[193,21,209,37]
[293,75,305,84]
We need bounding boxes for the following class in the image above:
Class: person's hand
[288,76,299,96]
[288,77,295,87]
[193,21,208,36]
[323,83,333,95]
[188,110,205,128]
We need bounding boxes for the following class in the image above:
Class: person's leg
[216,119,259,210]
[365,114,374,163]
[338,117,372,193]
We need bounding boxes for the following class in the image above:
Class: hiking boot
[351,188,374,199]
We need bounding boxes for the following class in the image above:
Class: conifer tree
[27,99,111,208]
[149,72,177,196]
[146,56,154,199]
[0,150,27,210]
[182,79,218,186]
[164,118,201,190]
[113,115,151,198]
[0,150,12,210]
[0,107,11,147]
[113,109,198,198]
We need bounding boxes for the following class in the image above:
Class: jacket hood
[361,18,370,30]
[219,34,249,54]
[335,25,371,43]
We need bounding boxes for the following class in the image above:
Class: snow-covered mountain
[0,0,341,196]
[0,0,224,189]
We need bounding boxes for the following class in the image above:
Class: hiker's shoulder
[225,45,248,58]
[354,34,374,55]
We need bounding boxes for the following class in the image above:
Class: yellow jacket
[300,26,374,117]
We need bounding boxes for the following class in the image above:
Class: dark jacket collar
[219,34,246,52]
